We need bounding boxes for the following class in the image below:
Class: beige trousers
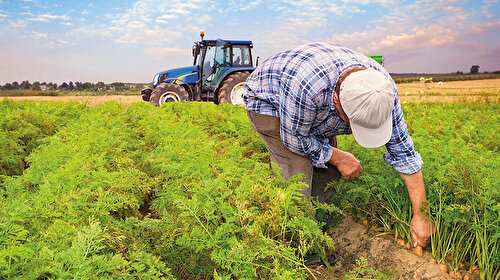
[247,110,340,203]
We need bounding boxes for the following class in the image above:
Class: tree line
[0,81,146,91]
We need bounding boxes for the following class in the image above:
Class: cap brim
[350,116,393,148]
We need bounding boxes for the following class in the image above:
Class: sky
[0,0,499,84]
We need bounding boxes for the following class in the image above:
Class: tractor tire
[217,71,250,105]
[149,83,189,107]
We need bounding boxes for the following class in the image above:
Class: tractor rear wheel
[149,83,189,107]
[217,72,250,105]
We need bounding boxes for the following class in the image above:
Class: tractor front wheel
[149,83,189,107]
[217,72,250,105]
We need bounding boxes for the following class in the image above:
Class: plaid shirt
[244,42,422,174]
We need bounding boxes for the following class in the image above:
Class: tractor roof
[203,39,253,45]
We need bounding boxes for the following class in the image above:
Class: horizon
[0,0,499,84]
[2,72,499,86]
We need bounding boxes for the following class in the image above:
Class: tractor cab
[192,34,254,103]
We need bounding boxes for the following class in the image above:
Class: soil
[308,216,477,280]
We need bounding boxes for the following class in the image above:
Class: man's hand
[328,148,363,180]
[410,213,433,247]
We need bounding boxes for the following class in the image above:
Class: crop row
[0,100,498,279]
[334,102,499,279]
[0,101,87,177]
[0,101,332,279]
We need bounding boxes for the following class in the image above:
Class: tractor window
[201,46,216,86]
[210,40,231,87]
[214,41,231,67]
[232,45,251,66]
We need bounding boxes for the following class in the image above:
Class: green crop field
[0,99,498,279]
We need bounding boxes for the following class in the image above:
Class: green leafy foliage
[343,257,390,280]
[1,100,498,279]
[333,102,499,279]
[0,101,332,279]
[0,100,86,177]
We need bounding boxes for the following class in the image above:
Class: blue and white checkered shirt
[244,42,422,174]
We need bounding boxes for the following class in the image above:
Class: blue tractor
[142,32,256,106]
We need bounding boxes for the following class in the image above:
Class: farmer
[243,42,432,248]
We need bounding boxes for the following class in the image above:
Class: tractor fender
[214,67,255,91]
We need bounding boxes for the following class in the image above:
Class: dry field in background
[397,78,500,102]
[2,79,499,105]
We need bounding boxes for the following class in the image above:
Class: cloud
[2,0,498,82]
[238,0,263,11]
[145,47,189,59]
[368,25,458,52]
[481,0,498,19]
[94,0,211,46]
[55,39,75,45]
[9,19,28,31]
[264,17,324,50]
[28,14,70,22]
[143,47,194,71]
[322,0,483,54]
[342,0,396,5]
[170,8,191,15]
[467,20,500,35]
[31,31,47,39]
[158,14,178,20]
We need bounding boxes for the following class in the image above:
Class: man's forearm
[400,170,433,247]
[399,170,427,215]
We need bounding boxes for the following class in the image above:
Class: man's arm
[399,170,433,247]
[328,148,432,247]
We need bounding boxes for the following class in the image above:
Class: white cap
[339,68,395,148]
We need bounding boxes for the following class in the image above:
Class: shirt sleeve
[383,94,423,174]
[278,72,333,168]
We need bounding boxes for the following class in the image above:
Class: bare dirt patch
[308,216,477,279]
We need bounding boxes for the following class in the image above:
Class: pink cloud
[369,25,458,51]
[467,20,500,35]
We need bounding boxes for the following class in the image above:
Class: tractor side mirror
[193,45,200,57]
